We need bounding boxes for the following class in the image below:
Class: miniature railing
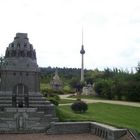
[47,122,128,140]
[127,129,137,140]
[90,122,127,139]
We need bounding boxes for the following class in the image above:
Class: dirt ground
[0,133,102,140]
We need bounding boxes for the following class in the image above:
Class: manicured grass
[40,83,51,90]
[59,99,75,104]
[57,103,140,133]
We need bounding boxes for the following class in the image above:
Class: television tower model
[80,30,85,82]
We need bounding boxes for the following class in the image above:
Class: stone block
[47,122,90,134]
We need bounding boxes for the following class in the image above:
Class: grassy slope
[57,103,140,133]
[59,99,75,104]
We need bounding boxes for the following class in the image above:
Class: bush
[71,99,88,113]
[94,80,114,99]
[47,94,60,106]
[48,97,59,106]
[124,81,140,102]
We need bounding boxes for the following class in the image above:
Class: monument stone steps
[0,96,12,100]
[28,117,41,121]
[0,92,12,95]
[27,112,59,122]
[29,103,56,108]
[29,98,47,101]
[0,93,46,98]
[0,104,11,107]
[0,94,51,107]
[0,100,12,104]
[27,112,57,120]
[0,100,11,104]
[29,101,49,104]
[0,112,15,118]
[0,106,58,132]
[0,117,15,121]
[28,111,44,117]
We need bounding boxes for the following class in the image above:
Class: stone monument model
[82,83,95,95]
[0,33,58,132]
[80,30,85,83]
[50,69,62,91]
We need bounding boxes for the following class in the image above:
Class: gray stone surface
[0,33,58,133]
[90,122,127,140]
[47,122,90,134]
[47,122,127,140]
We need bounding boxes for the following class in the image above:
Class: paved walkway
[59,94,140,107]
[0,133,102,140]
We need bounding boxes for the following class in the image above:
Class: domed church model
[0,33,58,132]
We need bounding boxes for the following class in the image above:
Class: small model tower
[80,29,85,82]
[50,68,62,91]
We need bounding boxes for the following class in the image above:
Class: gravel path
[0,133,102,140]
[59,94,140,107]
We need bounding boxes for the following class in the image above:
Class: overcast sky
[0,0,140,70]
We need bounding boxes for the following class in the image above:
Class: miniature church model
[0,33,58,132]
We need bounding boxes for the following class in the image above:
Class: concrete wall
[47,122,90,134]
[47,122,127,140]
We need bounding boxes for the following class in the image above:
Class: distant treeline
[40,67,82,84]
[40,64,140,102]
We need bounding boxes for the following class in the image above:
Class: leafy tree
[136,62,140,73]
[124,81,140,101]
[103,68,114,79]
[69,77,79,89]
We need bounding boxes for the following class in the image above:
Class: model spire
[80,29,85,82]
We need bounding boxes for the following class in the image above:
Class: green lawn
[40,83,51,90]
[57,103,140,133]
[59,99,75,104]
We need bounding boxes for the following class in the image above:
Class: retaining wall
[47,122,127,140]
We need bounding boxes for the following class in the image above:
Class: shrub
[47,94,60,106]
[48,97,59,106]
[71,99,88,113]
[41,89,48,97]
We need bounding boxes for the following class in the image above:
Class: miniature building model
[80,30,85,82]
[0,33,58,132]
[82,84,95,95]
[50,69,62,90]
